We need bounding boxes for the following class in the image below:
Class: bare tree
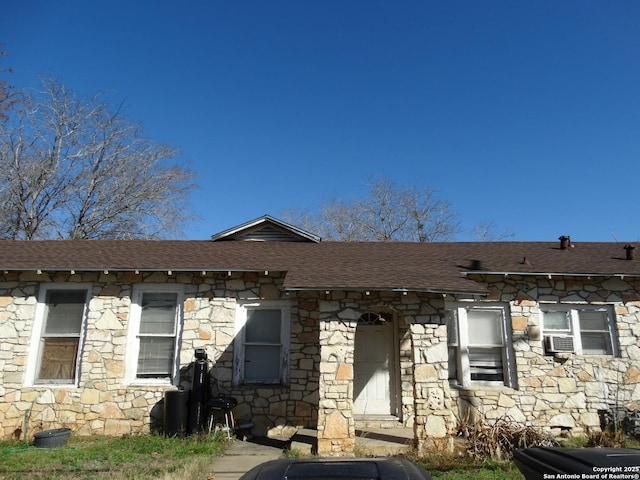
[0,76,196,239]
[282,178,460,242]
[0,46,22,122]
[469,220,514,241]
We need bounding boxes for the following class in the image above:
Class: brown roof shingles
[0,240,638,293]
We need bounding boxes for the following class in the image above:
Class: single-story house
[1,216,639,455]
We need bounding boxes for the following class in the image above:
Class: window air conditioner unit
[545,335,574,353]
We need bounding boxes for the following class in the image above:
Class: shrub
[584,425,628,448]
[457,415,558,461]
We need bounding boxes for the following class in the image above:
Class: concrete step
[288,426,415,457]
[355,427,414,456]
[354,415,405,430]
[289,428,317,456]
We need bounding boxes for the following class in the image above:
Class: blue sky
[3,1,640,241]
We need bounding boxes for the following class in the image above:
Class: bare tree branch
[0,45,22,122]
[282,177,460,242]
[0,76,196,239]
[469,221,514,241]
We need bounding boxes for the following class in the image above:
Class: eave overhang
[283,286,489,296]
[460,270,640,279]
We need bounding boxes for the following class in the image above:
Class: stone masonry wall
[313,276,640,454]
[2,269,640,447]
[0,270,319,440]
[315,291,442,456]
[448,275,640,436]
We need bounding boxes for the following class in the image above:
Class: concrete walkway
[206,428,414,480]
[207,437,288,480]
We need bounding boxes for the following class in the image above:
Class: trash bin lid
[239,458,432,480]
[514,447,640,480]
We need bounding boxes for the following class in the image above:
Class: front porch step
[289,428,317,456]
[355,428,414,456]
[355,416,414,456]
[354,415,405,430]
[288,426,415,457]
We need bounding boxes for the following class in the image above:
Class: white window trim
[447,303,516,389]
[541,304,618,356]
[233,300,290,386]
[125,284,184,386]
[25,283,91,388]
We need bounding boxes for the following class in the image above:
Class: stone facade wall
[315,291,442,455]
[0,270,319,440]
[448,275,640,436]
[410,322,451,445]
[2,269,640,452]
[308,275,640,454]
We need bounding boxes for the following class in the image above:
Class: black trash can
[514,447,640,480]
[163,389,189,437]
[33,428,71,448]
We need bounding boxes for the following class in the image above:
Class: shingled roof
[0,239,638,294]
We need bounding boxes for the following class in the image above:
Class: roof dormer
[210,215,321,242]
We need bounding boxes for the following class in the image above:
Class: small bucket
[33,428,71,448]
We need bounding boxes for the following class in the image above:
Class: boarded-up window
[36,290,87,383]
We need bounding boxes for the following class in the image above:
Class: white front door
[353,322,394,415]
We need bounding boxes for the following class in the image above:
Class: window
[234,301,290,385]
[126,285,183,384]
[446,304,515,388]
[541,305,617,355]
[27,285,90,386]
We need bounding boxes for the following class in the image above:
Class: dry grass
[0,433,226,480]
[400,438,522,480]
[456,415,558,461]
[585,426,627,448]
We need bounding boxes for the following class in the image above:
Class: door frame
[353,310,401,418]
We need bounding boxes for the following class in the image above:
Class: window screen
[467,309,504,382]
[137,292,178,378]
[542,307,616,356]
[243,308,282,382]
[36,290,86,383]
[579,310,613,355]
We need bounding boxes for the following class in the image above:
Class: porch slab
[289,427,414,457]
[355,427,414,456]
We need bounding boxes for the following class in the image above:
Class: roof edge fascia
[460,271,639,278]
[0,268,286,274]
[284,287,489,296]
